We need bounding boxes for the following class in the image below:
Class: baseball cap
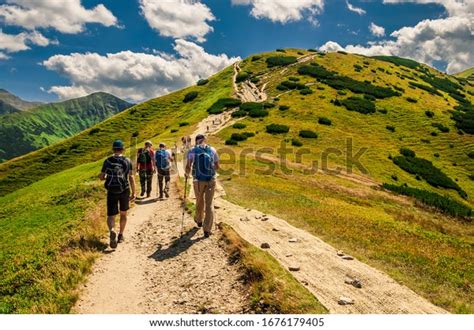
[195,134,205,143]
[145,140,153,146]
[112,139,125,149]
[159,142,166,148]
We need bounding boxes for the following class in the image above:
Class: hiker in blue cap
[99,140,136,249]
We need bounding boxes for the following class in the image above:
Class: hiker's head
[195,134,206,145]
[145,140,153,148]
[159,142,166,149]
[112,140,125,154]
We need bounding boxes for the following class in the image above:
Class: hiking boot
[117,233,124,244]
[164,190,169,198]
[159,194,164,199]
[204,231,211,238]
[109,231,118,249]
[196,222,203,228]
[140,191,145,197]
[146,193,151,198]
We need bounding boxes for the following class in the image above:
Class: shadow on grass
[148,227,204,262]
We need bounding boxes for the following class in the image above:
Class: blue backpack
[192,146,215,181]
[155,149,170,169]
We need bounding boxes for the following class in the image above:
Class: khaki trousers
[193,179,216,233]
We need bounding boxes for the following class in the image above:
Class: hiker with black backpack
[99,140,136,248]
[155,142,174,199]
[137,141,155,198]
[185,134,220,238]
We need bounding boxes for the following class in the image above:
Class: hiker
[99,140,136,248]
[186,136,192,149]
[137,141,155,198]
[185,134,219,238]
[155,142,174,199]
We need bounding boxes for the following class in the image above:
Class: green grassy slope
[0,92,133,162]
[0,89,43,114]
[213,49,473,312]
[456,67,474,80]
[0,68,234,313]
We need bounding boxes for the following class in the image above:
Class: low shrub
[236,72,250,83]
[170,129,178,133]
[89,128,101,135]
[318,117,332,126]
[266,56,297,68]
[406,97,418,103]
[207,98,242,114]
[386,125,396,132]
[231,110,247,118]
[231,133,249,142]
[225,139,238,146]
[299,130,318,139]
[341,96,376,114]
[183,91,198,103]
[434,153,440,158]
[300,89,313,95]
[276,48,286,53]
[372,56,420,69]
[266,124,290,134]
[391,174,398,181]
[197,79,209,86]
[179,122,189,127]
[409,82,441,96]
[279,105,290,111]
[250,77,260,84]
[467,151,474,159]
[432,123,450,133]
[248,108,269,118]
[431,131,438,137]
[452,108,474,134]
[277,80,306,91]
[383,184,472,219]
[425,110,435,118]
[400,147,416,158]
[232,123,247,129]
[251,55,262,61]
[288,76,300,81]
[291,139,303,147]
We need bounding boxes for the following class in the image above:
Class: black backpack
[138,149,152,164]
[104,156,130,194]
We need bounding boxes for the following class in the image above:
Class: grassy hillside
[456,67,474,81]
[0,67,234,313]
[0,89,43,114]
[0,50,473,313]
[0,92,132,162]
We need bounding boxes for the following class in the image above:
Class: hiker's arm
[99,172,106,180]
[185,159,192,178]
[129,173,136,197]
[99,161,107,180]
[214,161,220,171]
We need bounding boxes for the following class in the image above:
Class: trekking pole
[181,176,188,237]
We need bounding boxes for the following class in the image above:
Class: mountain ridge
[0,89,43,114]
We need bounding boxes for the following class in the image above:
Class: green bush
[318,117,332,126]
[277,80,307,91]
[251,55,262,61]
[378,109,388,114]
[279,105,290,111]
[383,184,472,219]
[354,64,363,71]
[425,110,435,118]
[89,128,101,135]
[431,131,438,137]
[432,123,450,133]
[408,82,441,96]
[452,108,474,134]
[400,147,416,158]
[232,123,246,129]
[266,56,297,68]
[406,97,418,103]
[372,56,420,69]
[276,48,286,53]
[250,77,260,84]
[183,91,198,103]
[248,108,269,118]
[197,79,209,86]
[231,110,247,118]
[300,89,313,95]
[291,139,303,147]
[179,122,189,127]
[299,130,318,139]
[231,133,249,142]
[236,72,250,83]
[467,151,474,159]
[266,124,290,134]
[393,152,467,198]
[337,90,347,96]
[288,76,300,81]
[386,125,396,132]
[341,97,376,114]
[170,128,178,133]
[297,63,399,99]
[207,98,242,114]
[225,139,238,145]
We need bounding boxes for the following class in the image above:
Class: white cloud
[320,0,474,73]
[0,0,118,34]
[42,39,240,102]
[140,0,215,42]
[369,22,385,37]
[231,0,324,24]
[0,29,53,53]
[0,52,9,60]
[346,1,366,15]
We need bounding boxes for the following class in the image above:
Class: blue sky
[0,0,471,103]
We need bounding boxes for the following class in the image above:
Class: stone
[272,228,279,232]
[288,238,298,243]
[338,297,354,305]
[344,277,362,288]
[342,255,354,260]
[260,243,270,249]
[337,250,344,256]
[214,205,221,209]
[286,253,293,257]
[261,217,270,221]
[289,265,300,272]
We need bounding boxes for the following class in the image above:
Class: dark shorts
[107,189,130,216]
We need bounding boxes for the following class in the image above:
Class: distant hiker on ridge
[137,141,155,198]
[185,134,220,238]
[155,142,174,199]
[99,140,136,249]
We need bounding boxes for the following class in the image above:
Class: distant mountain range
[0,91,133,162]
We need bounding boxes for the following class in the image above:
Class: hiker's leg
[194,181,205,225]
[118,189,130,234]
[203,180,216,233]
[106,192,119,231]
[139,170,146,195]
[146,170,153,195]
[164,169,170,194]
[157,169,164,197]
[107,216,116,231]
